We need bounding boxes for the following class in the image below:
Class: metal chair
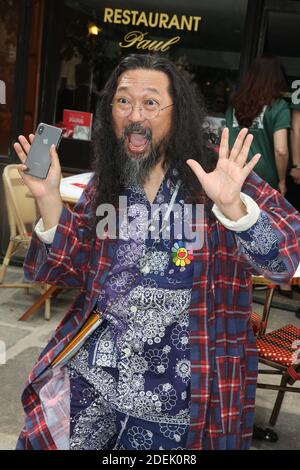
[251,276,300,426]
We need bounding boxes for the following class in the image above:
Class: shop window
[53,0,248,144]
[0,0,19,156]
[263,7,300,86]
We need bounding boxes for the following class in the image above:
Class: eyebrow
[116,86,161,95]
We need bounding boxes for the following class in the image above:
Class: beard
[116,122,170,187]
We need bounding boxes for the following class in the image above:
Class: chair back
[2,165,36,240]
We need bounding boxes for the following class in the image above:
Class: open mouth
[126,131,150,155]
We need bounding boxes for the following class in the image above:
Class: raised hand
[13,134,62,200]
[13,134,63,230]
[186,128,261,221]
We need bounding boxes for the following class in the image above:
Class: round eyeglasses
[110,98,174,120]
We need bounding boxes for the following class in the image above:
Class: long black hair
[91,53,215,209]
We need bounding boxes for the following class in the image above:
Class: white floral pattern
[171,324,189,351]
[175,358,190,384]
[237,213,287,273]
[139,249,169,276]
[128,426,153,450]
[153,383,178,411]
[68,168,192,450]
[68,286,191,428]
[238,213,277,255]
[115,242,145,267]
[119,203,149,242]
[69,397,117,450]
[108,271,136,293]
[145,349,169,374]
[159,423,188,442]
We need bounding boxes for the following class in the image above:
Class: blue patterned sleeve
[235,212,289,279]
[232,172,300,284]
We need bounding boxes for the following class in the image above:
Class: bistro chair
[251,276,300,426]
[0,164,54,320]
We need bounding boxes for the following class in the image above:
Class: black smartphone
[24,123,63,179]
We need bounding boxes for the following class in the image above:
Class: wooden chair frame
[0,165,54,320]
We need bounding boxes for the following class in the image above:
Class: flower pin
[171,241,193,267]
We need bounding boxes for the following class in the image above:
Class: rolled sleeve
[212,193,261,232]
[34,218,57,244]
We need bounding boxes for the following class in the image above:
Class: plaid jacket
[16,172,300,450]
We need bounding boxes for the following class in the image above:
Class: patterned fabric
[236,212,287,273]
[250,312,263,336]
[16,170,300,450]
[69,394,189,451]
[257,324,300,366]
[68,321,190,450]
[68,170,192,449]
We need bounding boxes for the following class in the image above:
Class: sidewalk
[0,266,77,450]
[0,266,299,450]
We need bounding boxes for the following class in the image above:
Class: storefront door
[0,0,20,159]
[0,0,44,264]
[258,0,300,87]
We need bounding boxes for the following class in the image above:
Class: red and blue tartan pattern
[16,171,300,450]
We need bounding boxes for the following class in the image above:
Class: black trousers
[286,174,300,213]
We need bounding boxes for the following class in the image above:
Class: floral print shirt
[67,168,195,448]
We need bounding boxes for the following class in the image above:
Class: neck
[143,158,167,203]
[146,158,166,183]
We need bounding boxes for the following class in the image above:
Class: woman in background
[226,55,290,192]
[226,55,292,297]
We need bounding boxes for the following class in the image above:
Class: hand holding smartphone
[14,124,64,231]
[24,123,63,179]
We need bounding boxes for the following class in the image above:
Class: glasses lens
[115,101,131,116]
[142,101,159,120]
[142,110,159,119]
[113,101,159,119]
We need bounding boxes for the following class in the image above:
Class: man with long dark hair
[14,54,300,450]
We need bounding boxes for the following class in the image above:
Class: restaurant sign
[103,8,202,52]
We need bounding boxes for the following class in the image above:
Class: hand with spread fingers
[186,127,261,221]
[13,134,63,230]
